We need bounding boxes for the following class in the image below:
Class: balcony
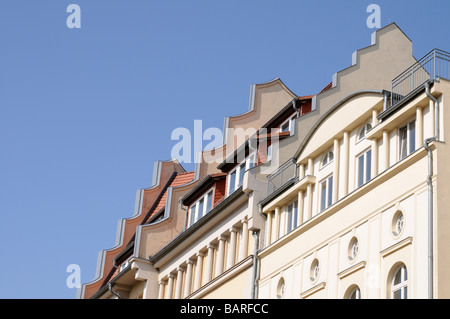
[390,49,450,108]
[266,159,297,199]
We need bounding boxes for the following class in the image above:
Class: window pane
[198,198,204,219]
[393,289,401,299]
[358,127,366,141]
[358,154,365,187]
[206,191,213,212]
[394,268,402,285]
[281,122,290,132]
[327,176,333,207]
[238,163,246,187]
[287,204,293,232]
[190,206,196,225]
[409,121,416,155]
[229,171,236,193]
[366,149,372,182]
[248,154,256,170]
[399,126,408,159]
[321,181,327,211]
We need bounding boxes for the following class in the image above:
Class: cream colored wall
[259,160,430,299]
[201,267,253,299]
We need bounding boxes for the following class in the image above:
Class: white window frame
[391,264,408,299]
[399,119,416,160]
[286,200,298,233]
[279,113,298,133]
[319,174,333,212]
[188,188,214,226]
[227,153,256,195]
[356,148,372,188]
[347,286,361,299]
[320,151,334,169]
[357,123,372,143]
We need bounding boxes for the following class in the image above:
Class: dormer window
[321,151,334,168]
[228,153,256,195]
[357,123,373,142]
[188,189,214,226]
[280,114,298,133]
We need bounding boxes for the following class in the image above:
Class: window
[321,151,334,168]
[286,201,298,233]
[348,237,359,261]
[228,153,256,195]
[399,120,416,160]
[391,264,408,299]
[357,149,372,187]
[280,114,298,133]
[392,210,405,237]
[347,286,361,299]
[277,278,286,299]
[357,123,372,142]
[189,189,214,226]
[310,259,320,283]
[320,175,333,212]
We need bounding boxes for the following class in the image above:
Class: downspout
[292,97,300,117]
[251,230,260,299]
[424,81,439,299]
[108,282,122,299]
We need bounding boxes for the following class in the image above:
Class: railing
[266,159,297,197]
[391,49,450,107]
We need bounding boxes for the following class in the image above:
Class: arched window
[345,285,361,299]
[321,151,334,168]
[357,123,373,142]
[391,264,408,299]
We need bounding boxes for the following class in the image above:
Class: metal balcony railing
[391,49,450,108]
[266,159,297,198]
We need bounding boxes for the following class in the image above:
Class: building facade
[79,23,450,299]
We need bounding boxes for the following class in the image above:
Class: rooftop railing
[391,49,450,108]
[266,159,297,198]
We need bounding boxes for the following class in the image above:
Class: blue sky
[0,0,449,299]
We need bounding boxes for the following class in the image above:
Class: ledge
[262,175,316,213]
[300,282,326,299]
[380,237,413,258]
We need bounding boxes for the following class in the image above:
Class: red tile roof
[153,171,195,214]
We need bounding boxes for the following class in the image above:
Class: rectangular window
[279,114,298,133]
[320,175,333,212]
[399,120,416,160]
[189,189,214,227]
[238,162,246,187]
[357,149,372,187]
[197,198,204,220]
[229,171,236,194]
[227,153,256,195]
[189,205,197,226]
[286,201,298,233]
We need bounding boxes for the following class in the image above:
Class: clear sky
[0,0,449,299]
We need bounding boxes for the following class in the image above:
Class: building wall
[259,80,450,299]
